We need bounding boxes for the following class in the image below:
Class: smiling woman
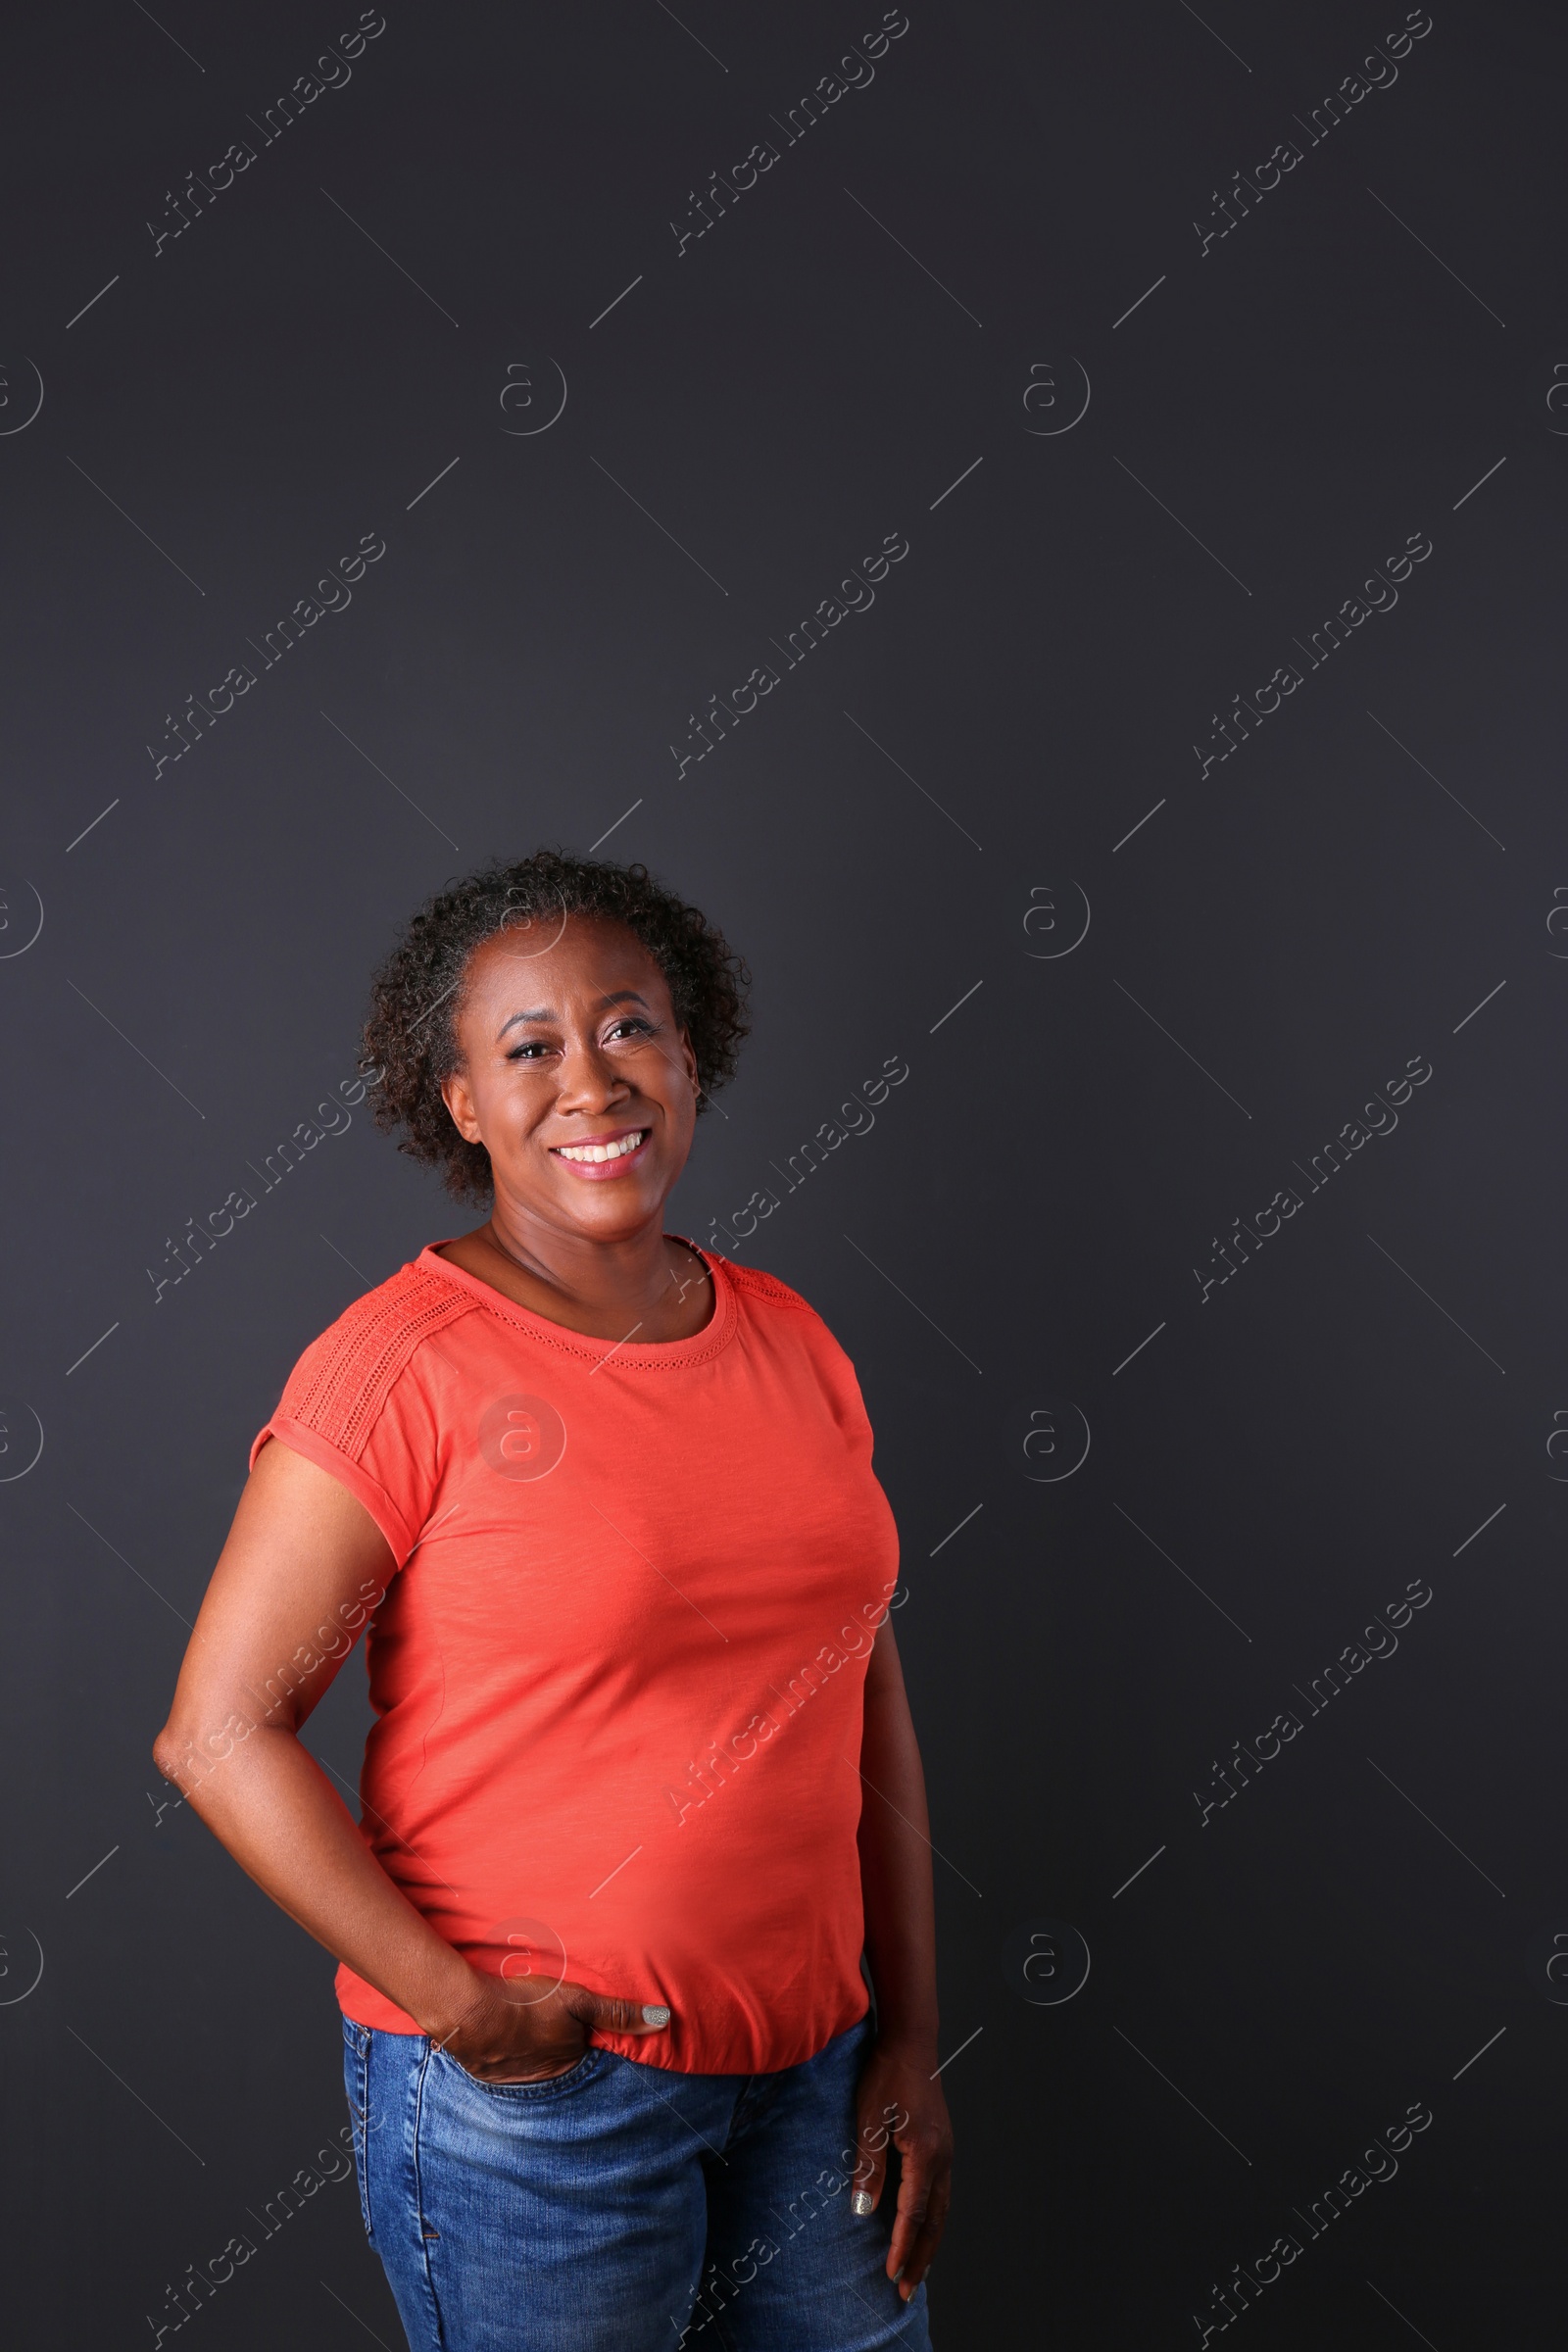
[151,848,950,2352]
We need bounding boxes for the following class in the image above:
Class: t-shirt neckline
[414,1235,736,1368]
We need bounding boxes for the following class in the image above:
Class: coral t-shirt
[249,1240,899,2076]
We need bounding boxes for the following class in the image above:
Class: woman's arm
[152,1436,665,2078]
[854,1615,954,2301]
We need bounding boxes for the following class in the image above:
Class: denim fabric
[344,2012,932,2351]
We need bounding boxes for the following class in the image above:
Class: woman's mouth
[550,1127,650,1177]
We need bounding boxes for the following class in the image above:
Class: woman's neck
[433,1218,713,1342]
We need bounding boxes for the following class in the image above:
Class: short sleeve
[720,1254,872,1448]
[249,1268,473,1568]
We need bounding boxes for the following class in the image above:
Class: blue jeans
[344,2014,933,2351]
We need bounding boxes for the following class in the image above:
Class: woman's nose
[555,1037,626,1107]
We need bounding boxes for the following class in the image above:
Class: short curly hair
[360,848,750,1203]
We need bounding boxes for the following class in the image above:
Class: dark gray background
[2,0,1563,2342]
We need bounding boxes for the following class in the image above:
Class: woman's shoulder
[709,1253,872,1434]
[709,1255,858,1370]
[270,1252,479,1443]
[715,1255,820,1317]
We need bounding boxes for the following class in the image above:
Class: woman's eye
[507,1040,552,1060]
[608,1018,654,1042]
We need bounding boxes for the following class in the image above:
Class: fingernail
[641,2004,670,2027]
[852,2190,874,2217]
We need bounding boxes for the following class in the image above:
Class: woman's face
[440,912,700,1244]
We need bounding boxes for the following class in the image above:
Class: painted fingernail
[641,2004,670,2027]
[852,2190,874,2217]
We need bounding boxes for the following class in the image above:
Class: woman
[153,850,952,2350]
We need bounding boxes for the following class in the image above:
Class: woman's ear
[440,1068,483,1145]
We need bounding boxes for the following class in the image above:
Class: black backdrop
[3,2,1565,2343]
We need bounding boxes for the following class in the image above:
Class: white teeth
[557,1131,646,1164]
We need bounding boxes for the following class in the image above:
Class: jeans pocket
[342,2020,375,2240]
[433,2043,606,2099]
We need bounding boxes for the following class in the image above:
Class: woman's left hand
[850,2036,954,2301]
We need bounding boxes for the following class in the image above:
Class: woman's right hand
[434,1970,671,2083]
